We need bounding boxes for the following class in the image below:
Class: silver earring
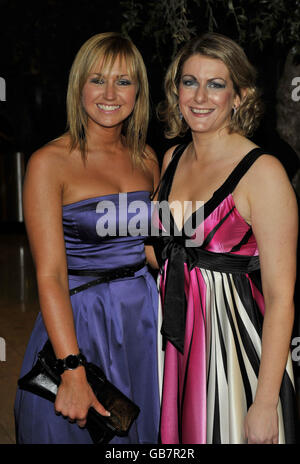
[232,106,237,116]
[179,111,183,120]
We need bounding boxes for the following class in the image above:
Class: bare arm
[144,145,161,269]
[23,147,109,426]
[244,155,298,444]
[160,145,178,180]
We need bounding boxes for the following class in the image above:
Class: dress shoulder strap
[155,145,271,204]
[213,147,272,201]
[156,144,187,201]
[171,143,186,160]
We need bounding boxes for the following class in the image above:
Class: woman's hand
[55,366,110,428]
[244,401,279,444]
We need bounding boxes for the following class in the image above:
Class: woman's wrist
[61,365,87,384]
[253,392,279,409]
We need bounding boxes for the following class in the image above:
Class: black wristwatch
[56,351,87,375]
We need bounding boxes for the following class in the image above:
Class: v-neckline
[163,144,263,234]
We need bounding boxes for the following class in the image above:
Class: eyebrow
[182,74,227,82]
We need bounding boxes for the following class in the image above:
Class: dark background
[0,0,299,176]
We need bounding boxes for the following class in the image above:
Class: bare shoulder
[161,144,180,176]
[24,135,73,205]
[26,134,71,179]
[246,154,292,190]
[244,153,298,217]
[143,144,160,175]
[144,144,159,165]
[143,144,160,191]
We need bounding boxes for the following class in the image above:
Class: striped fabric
[156,145,297,444]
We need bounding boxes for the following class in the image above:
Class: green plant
[121,0,300,66]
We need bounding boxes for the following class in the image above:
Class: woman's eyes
[117,79,132,86]
[182,79,197,87]
[90,78,105,85]
[182,79,225,89]
[208,81,225,89]
[90,78,132,86]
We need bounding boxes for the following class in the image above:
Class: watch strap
[55,351,86,375]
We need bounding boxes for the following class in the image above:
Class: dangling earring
[232,106,237,117]
[177,104,183,120]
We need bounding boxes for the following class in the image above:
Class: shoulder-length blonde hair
[67,32,149,165]
[158,32,264,138]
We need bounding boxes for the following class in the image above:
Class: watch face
[65,355,80,369]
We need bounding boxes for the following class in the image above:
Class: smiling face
[81,54,138,130]
[178,54,240,136]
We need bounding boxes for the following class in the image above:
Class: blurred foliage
[121,0,300,67]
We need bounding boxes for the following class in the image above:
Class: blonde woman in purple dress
[14,32,160,444]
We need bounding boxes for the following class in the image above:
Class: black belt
[68,259,146,296]
[160,234,260,354]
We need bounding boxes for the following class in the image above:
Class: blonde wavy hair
[158,32,264,138]
[66,32,149,165]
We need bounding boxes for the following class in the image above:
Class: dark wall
[0,0,299,177]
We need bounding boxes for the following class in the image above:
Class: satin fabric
[14,191,160,444]
[156,146,297,444]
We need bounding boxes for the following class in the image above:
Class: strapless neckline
[62,190,151,209]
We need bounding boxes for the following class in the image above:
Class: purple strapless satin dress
[14,191,160,444]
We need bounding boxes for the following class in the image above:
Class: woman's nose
[103,81,116,100]
[194,85,208,103]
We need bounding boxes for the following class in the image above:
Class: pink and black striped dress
[155,144,297,444]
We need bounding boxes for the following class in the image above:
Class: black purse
[18,262,145,443]
[18,340,140,444]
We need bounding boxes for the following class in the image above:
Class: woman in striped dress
[154,33,298,444]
